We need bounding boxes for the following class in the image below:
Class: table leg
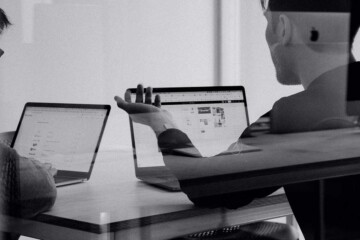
[316,180,325,240]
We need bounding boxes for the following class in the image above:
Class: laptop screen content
[131,87,249,168]
[13,106,108,172]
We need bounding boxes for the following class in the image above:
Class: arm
[158,128,278,209]
[115,85,277,209]
[0,143,57,218]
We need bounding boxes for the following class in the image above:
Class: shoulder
[271,91,315,133]
[272,91,309,118]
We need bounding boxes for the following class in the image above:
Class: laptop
[11,102,111,187]
[128,86,251,191]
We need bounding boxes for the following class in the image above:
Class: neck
[297,50,354,90]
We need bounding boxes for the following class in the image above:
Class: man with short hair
[0,8,57,240]
[262,1,360,239]
[115,0,360,239]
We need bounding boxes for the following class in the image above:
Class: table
[3,128,360,240]
[0,148,292,240]
[168,128,360,196]
[166,127,360,240]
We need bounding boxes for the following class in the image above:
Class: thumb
[114,96,128,111]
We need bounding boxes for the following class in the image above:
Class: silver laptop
[128,86,250,191]
[11,102,111,187]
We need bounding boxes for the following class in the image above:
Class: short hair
[263,0,360,45]
[0,8,11,34]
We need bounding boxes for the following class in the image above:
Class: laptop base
[55,178,87,187]
[139,177,181,192]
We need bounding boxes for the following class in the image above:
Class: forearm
[18,156,57,218]
[0,144,57,218]
[157,129,278,209]
[158,129,202,157]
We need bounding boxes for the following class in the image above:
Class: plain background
[0,0,304,151]
[1,0,359,150]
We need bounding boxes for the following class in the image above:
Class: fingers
[154,94,161,108]
[43,163,57,176]
[124,90,132,103]
[43,162,52,170]
[145,87,152,104]
[53,169,58,176]
[136,84,144,103]
[116,84,160,112]
[50,167,58,177]
[114,95,128,111]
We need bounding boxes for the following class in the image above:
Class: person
[115,0,360,239]
[0,9,57,240]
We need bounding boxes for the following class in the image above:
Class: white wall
[2,0,357,150]
[238,0,302,120]
[217,0,303,121]
[0,0,216,150]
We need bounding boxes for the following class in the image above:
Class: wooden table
[4,128,360,240]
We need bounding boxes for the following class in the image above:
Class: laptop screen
[130,87,249,168]
[12,104,109,173]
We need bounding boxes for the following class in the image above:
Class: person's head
[260,0,360,86]
[0,8,11,58]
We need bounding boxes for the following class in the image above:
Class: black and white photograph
[1,0,360,239]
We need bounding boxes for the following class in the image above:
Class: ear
[277,14,292,45]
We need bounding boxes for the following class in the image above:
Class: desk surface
[4,128,360,240]
[1,147,291,240]
[167,128,360,198]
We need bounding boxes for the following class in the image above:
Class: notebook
[128,86,251,191]
[11,102,111,187]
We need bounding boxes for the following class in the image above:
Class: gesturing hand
[114,84,177,137]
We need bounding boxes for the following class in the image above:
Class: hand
[115,84,177,137]
[43,163,58,177]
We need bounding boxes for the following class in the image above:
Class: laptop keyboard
[55,177,76,184]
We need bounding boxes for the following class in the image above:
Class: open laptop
[11,102,111,187]
[128,86,251,191]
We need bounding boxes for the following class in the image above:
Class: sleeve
[158,128,279,209]
[158,129,202,157]
[240,111,271,138]
[0,143,57,218]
